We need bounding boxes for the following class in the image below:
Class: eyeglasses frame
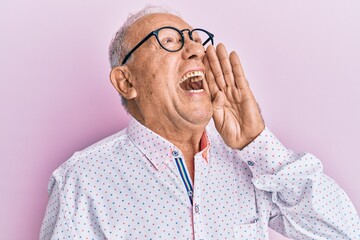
[121,26,214,65]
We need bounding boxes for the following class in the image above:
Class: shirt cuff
[239,127,294,178]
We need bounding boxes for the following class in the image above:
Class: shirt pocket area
[233,222,258,240]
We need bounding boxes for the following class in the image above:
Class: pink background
[1,1,359,239]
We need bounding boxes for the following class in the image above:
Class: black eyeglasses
[121,26,214,65]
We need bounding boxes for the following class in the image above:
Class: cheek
[137,78,164,100]
[138,82,154,98]
[133,54,181,93]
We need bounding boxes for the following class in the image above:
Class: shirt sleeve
[239,127,360,239]
[39,175,73,240]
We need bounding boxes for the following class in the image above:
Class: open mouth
[179,70,205,93]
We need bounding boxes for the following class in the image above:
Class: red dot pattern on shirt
[40,118,360,239]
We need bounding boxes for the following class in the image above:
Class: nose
[181,34,205,60]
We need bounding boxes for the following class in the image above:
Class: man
[40,6,359,240]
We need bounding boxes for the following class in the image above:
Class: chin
[187,109,213,126]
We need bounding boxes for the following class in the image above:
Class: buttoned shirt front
[40,117,360,239]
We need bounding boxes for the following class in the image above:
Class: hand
[204,43,265,149]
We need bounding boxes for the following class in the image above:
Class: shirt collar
[200,131,210,162]
[126,117,211,170]
[127,117,176,170]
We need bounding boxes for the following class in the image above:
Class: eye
[160,36,182,50]
[161,36,182,46]
[163,37,175,44]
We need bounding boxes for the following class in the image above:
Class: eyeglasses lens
[157,28,183,51]
[157,28,212,51]
[191,30,212,48]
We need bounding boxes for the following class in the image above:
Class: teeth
[180,71,204,83]
[189,89,204,93]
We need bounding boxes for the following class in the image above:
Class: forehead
[130,13,192,38]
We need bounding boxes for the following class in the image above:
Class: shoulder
[48,128,131,192]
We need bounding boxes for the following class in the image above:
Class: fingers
[206,43,245,92]
[229,51,248,90]
[205,43,253,105]
[203,54,219,100]
[217,44,235,87]
[204,50,226,110]
[205,45,227,91]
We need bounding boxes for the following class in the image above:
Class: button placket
[194,204,200,214]
[172,149,195,206]
[192,153,209,240]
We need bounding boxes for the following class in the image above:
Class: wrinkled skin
[110,13,265,179]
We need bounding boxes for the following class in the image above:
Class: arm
[39,175,72,240]
[240,127,360,239]
[204,44,360,239]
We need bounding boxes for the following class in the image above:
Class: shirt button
[195,204,200,213]
[172,150,179,156]
[247,160,254,166]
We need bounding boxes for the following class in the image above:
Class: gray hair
[108,5,180,110]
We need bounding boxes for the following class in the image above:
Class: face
[125,13,213,131]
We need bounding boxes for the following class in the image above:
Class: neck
[145,118,205,157]
[129,104,207,156]
[128,102,210,182]
[156,124,204,183]
[129,101,208,159]
[131,109,208,183]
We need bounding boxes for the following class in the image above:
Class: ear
[110,66,137,100]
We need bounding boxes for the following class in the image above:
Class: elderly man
[40,6,359,240]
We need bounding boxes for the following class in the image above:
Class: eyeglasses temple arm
[121,32,155,65]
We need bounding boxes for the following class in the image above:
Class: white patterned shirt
[40,117,360,239]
